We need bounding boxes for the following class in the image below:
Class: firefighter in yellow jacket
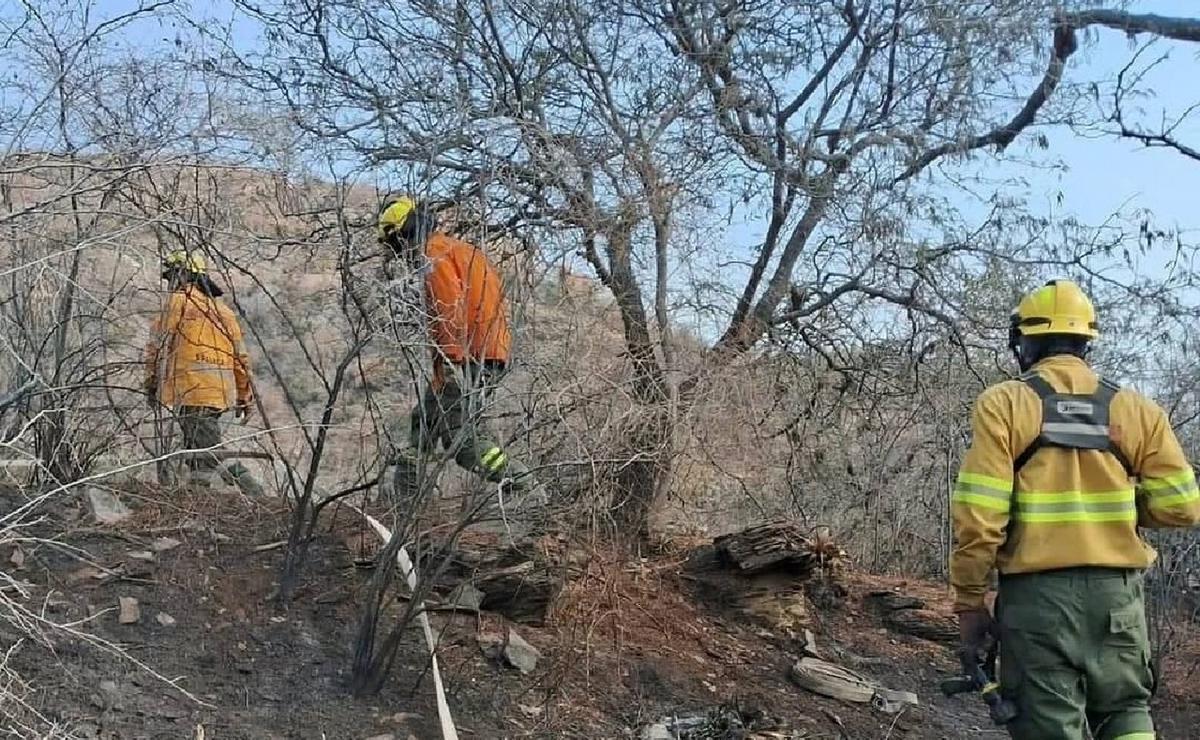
[951,279,1200,739]
[145,250,263,496]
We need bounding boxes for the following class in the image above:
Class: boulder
[118,597,140,625]
[445,582,485,612]
[503,628,540,674]
[479,627,541,674]
[85,488,130,525]
[151,537,182,553]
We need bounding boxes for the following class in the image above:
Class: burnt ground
[4,483,1200,739]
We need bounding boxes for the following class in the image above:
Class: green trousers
[390,362,535,501]
[998,567,1155,740]
[177,406,263,497]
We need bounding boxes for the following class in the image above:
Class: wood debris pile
[418,533,567,625]
[685,522,848,635]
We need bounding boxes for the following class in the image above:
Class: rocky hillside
[4,483,1200,739]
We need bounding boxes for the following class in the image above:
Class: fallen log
[713,521,845,575]
[470,560,560,624]
[883,608,957,644]
[421,535,564,625]
[865,591,925,613]
[183,449,274,461]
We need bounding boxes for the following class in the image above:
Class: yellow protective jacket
[144,284,252,411]
[950,355,1200,611]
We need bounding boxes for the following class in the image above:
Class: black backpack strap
[1020,372,1057,399]
[1014,373,1135,477]
[1014,374,1054,473]
[1013,438,1043,473]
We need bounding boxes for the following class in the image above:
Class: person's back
[145,250,260,496]
[962,356,1196,583]
[951,279,1199,740]
[152,284,247,411]
[423,232,511,369]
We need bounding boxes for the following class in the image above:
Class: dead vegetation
[3,1,1200,738]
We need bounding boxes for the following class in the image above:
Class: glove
[958,608,995,660]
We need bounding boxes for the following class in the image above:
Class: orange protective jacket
[144,285,253,411]
[422,233,512,386]
[950,355,1200,611]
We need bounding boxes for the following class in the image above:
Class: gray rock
[0,458,36,486]
[503,627,540,674]
[156,612,177,627]
[152,537,182,552]
[123,558,154,579]
[802,628,822,658]
[118,597,140,625]
[127,550,155,562]
[477,630,503,657]
[90,680,123,710]
[446,581,485,612]
[86,488,131,525]
[639,724,673,740]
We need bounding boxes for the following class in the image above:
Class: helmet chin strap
[1014,343,1034,372]
[1007,321,1030,371]
[163,269,187,291]
[1014,335,1091,372]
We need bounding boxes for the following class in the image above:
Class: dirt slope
[4,485,1200,739]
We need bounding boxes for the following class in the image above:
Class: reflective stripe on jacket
[145,285,252,410]
[423,234,511,387]
[950,355,1200,610]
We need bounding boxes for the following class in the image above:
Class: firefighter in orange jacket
[951,280,1199,739]
[145,250,263,496]
[377,196,540,502]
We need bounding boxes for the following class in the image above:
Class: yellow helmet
[162,249,207,275]
[378,196,416,242]
[1010,279,1098,341]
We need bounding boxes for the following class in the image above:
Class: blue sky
[8,0,1196,217]
[715,0,1200,245]
[668,0,1200,345]
[36,0,1197,231]
[1030,0,1200,232]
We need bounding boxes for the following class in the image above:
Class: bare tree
[1054,10,1200,162]
[206,0,1200,540]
